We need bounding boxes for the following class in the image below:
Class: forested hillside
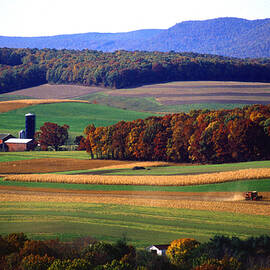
[143,17,270,58]
[83,104,270,164]
[1,18,270,58]
[1,47,270,93]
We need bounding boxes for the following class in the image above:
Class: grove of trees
[1,47,270,93]
[1,233,270,269]
[83,104,270,164]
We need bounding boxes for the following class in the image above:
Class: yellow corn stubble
[3,168,270,186]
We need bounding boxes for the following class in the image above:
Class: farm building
[148,244,169,256]
[5,138,35,152]
[0,113,36,152]
[0,133,15,151]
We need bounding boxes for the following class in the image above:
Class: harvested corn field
[3,168,270,186]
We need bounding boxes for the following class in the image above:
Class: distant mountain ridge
[1,17,270,58]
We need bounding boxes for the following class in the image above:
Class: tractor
[245,191,263,201]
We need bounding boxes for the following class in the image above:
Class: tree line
[1,47,270,93]
[82,104,270,163]
[1,232,270,269]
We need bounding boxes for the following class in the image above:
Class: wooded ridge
[1,47,270,93]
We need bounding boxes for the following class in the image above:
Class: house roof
[151,245,170,250]
[5,138,33,144]
[0,133,13,140]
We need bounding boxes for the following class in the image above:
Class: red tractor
[245,191,263,201]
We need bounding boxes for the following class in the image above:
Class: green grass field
[0,150,89,162]
[1,202,269,248]
[0,102,155,137]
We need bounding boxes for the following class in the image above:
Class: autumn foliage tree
[35,122,69,151]
[166,238,200,269]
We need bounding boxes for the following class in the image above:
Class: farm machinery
[245,191,263,201]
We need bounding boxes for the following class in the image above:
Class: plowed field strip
[0,158,167,174]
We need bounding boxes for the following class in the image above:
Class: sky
[0,0,269,37]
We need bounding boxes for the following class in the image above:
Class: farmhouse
[148,244,169,256]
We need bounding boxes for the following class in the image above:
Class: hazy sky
[0,0,269,37]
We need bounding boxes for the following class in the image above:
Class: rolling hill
[1,17,270,58]
[2,81,270,113]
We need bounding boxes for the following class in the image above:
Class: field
[1,81,270,247]
[0,201,270,248]
[0,102,154,137]
[2,81,270,113]
[1,155,270,246]
[0,99,89,113]
[76,81,270,112]
[4,84,107,99]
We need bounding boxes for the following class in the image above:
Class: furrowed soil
[0,158,168,174]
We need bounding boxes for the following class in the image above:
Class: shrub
[20,254,55,270]
[48,258,92,270]
[193,256,241,270]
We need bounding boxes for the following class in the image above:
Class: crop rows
[3,168,270,186]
